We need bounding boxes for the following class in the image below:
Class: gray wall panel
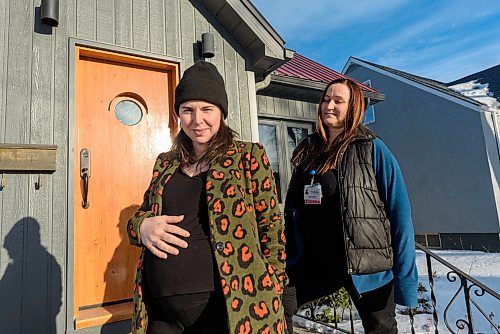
[0,0,7,143]
[53,0,71,331]
[31,30,53,145]
[289,98,297,118]
[296,99,302,118]
[257,95,264,113]
[223,41,242,136]
[76,0,95,40]
[345,65,499,234]
[208,26,225,80]
[96,0,114,44]
[237,55,251,140]
[132,0,149,51]
[0,1,6,276]
[194,7,209,50]
[28,6,57,331]
[115,0,132,47]
[257,91,318,123]
[149,0,165,54]
[1,5,32,329]
[165,0,180,57]
[307,100,318,120]
[179,0,195,65]
[280,96,289,117]
[266,95,274,115]
[5,0,31,144]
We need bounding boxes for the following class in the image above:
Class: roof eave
[271,74,326,91]
[200,0,289,77]
[270,74,385,104]
[345,57,482,110]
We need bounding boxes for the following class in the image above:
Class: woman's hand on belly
[140,215,190,259]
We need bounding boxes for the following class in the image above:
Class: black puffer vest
[285,126,393,275]
[338,126,393,274]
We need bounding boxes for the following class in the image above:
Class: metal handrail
[416,243,499,334]
[294,243,499,334]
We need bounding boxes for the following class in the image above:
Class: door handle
[80,148,91,209]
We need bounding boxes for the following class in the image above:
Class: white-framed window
[363,80,376,125]
[258,119,314,204]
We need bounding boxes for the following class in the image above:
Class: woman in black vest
[283,78,418,333]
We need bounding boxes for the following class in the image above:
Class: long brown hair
[172,116,237,165]
[291,78,366,173]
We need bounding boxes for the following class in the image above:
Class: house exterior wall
[344,65,500,251]
[0,0,257,333]
[257,91,318,121]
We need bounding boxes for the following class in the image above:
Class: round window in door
[108,92,149,126]
[115,99,142,126]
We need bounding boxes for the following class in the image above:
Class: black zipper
[337,149,353,275]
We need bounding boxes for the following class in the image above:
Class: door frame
[67,38,183,332]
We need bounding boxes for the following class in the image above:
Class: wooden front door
[73,47,178,329]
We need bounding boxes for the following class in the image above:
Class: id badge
[304,183,322,205]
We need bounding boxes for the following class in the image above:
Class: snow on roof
[448,80,500,110]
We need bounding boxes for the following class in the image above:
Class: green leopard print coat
[127,141,288,334]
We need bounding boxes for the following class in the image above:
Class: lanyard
[304,169,322,205]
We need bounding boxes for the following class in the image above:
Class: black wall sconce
[41,0,59,27]
[201,33,215,59]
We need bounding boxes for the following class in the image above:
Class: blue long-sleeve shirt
[351,138,418,307]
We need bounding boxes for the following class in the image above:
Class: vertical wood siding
[165,0,181,57]
[53,0,72,331]
[0,0,7,144]
[0,0,256,333]
[149,0,165,54]
[257,93,318,122]
[96,0,114,44]
[132,0,149,51]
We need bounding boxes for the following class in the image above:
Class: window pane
[115,100,143,126]
[287,127,308,156]
[258,124,282,202]
[364,105,375,125]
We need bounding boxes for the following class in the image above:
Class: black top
[289,161,347,277]
[144,168,217,297]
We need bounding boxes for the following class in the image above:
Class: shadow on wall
[0,217,62,334]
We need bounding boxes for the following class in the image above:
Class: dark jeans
[283,280,398,334]
[147,291,229,334]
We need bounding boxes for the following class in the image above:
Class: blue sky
[251,0,500,83]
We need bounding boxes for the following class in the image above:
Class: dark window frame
[258,118,314,204]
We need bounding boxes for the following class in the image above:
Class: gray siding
[345,65,499,235]
[257,92,317,121]
[0,0,255,333]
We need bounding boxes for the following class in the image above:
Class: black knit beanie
[174,61,228,119]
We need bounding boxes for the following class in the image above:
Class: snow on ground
[293,250,500,333]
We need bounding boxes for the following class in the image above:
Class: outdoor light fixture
[41,0,59,27]
[201,33,215,58]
